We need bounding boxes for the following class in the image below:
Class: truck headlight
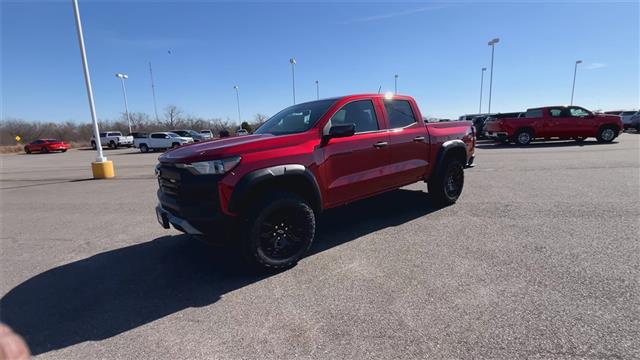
[181,156,241,175]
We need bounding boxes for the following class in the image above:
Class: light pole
[487,37,499,114]
[394,74,399,94]
[71,0,113,178]
[571,60,583,105]
[315,80,319,100]
[479,67,486,113]
[115,73,132,134]
[233,85,241,123]
[290,57,296,104]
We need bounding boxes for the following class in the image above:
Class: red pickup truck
[155,94,475,269]
[484,105,623,145]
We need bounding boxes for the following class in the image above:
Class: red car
[484,106,623,145]
[24,139,70,154]
[155,94,475,269]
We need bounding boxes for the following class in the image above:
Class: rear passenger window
[385,100,417,128]
[525,109,543,118]
[549,109,563,117]
[328,100,379,133]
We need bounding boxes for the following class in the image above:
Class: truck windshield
[254,99,337,135]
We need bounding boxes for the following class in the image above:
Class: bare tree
[163,105,183,128]
[127,112,151,130]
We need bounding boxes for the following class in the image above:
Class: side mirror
[322,123,356,144]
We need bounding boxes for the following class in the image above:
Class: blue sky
[1,0,638,123]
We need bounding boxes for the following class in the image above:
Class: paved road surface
[1,135,639,359]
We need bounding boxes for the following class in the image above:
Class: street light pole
[315,80,319,100]
[115,73,132,134]
[487,38,499,114]
[71,0,106,164]
[290,58,296,104]
[394,74,399,94]
[233,85,241,123]
[479,67,486,114]
[571,60,583,105]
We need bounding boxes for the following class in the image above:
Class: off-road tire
[428,159,464,208]
[139,144,149,153]
[240,192,316,270]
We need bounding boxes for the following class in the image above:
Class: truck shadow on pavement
[0,187,439,355]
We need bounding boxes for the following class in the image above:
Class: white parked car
[133,132,193,153]
[199,130,213,139]
[236,129,249,136]
[90,131,134,149]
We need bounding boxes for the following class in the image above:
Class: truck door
[563,107,596,136]
[543,107,566,137]
[383,99,430,187]
[320,99,391,206]
[150,133,167,148]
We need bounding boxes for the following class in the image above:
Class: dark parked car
[171,130,208,142]
[130,132,148,139]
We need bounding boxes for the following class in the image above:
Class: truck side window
[151,133,164,139]
[569,107,590,117]
[327,100,379,133]
[385,100,417,128]
[525,109,542,118]
[549,109,563,117]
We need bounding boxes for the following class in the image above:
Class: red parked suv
[155,94,475,269]
[24,139,70,154]
[484,106,623,145]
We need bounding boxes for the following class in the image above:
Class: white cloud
[342,5,449,24]
[585,63,607,70]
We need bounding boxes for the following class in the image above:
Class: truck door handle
[373,141,388,148]
[413,136,425,142]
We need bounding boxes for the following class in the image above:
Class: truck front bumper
[155,162,230,235]
[156,205,203,235]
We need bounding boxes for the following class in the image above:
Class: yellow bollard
[91,161,115,179]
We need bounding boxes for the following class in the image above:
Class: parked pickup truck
[154,94,475,269]
[484,105,623,145]
[91,131,133,149]
[133,132,194,153]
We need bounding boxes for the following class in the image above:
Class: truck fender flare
[431,140,468,179]
[228,164,322,213]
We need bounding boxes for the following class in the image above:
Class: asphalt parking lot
[1,134,639,359]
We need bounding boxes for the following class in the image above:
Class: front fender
[227,164,322,213]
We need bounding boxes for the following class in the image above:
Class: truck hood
[159,133,293,163]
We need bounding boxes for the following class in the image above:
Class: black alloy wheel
[444,162,464,199]
[244,192,316,270]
